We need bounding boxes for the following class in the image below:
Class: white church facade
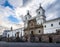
[23,4,60,42]
[43,18,60,34]
[23,4,60,34]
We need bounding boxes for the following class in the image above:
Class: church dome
[24,10,31,21]
[36,4,45,12]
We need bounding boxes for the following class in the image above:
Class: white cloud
[30,0,56,16]
[0,0,6,5]
[8,0,23,8]
[46,12,58,20]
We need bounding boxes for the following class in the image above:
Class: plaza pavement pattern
[0,41,60,47]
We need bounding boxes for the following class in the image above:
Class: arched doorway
[30,31,35,42]
[16,32,19,38]
[39,37,41,42]
[49,37,52,43]
[31,31,33,34]
[16,32,20,42]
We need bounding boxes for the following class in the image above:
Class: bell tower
[24,10,31,28]
[36,4,45,16]
[25,10,31,21]
[36,4,46,24]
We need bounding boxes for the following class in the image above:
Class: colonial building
[2,27,24,38]
[23,4,60,43]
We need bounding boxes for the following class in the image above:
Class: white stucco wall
[3,28,24,38]
[43,18,60,34]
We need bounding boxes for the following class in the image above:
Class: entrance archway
[49,37,52,43]
[16,32,19,38]
[39,37,41,42]
[30,31,35,42]
[31,31,33,34]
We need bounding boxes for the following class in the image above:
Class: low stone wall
[41,36,49,43]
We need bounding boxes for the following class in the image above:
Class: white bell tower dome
[24,10,31,28]
[36,4,46,24]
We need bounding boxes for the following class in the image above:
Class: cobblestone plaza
[0,42,60,47]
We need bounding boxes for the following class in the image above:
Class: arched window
[45,25,46,28]
[39,30,41,33]
[51,24,53,27]
[38,12,40,14]
[59,22,60,25]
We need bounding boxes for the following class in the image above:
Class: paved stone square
[0,41,60,47]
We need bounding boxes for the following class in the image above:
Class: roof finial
[27,10,29,15]
[40,3,41,7]
[39,3,42,8]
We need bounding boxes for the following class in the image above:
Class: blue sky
[0,0,60,29]
[0,0,20,23]
[8,15,19,23]
[1,0,18,23]
[2,0,13,9]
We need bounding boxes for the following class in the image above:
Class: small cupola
[36,3,45,17]
[25,10,31,21]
